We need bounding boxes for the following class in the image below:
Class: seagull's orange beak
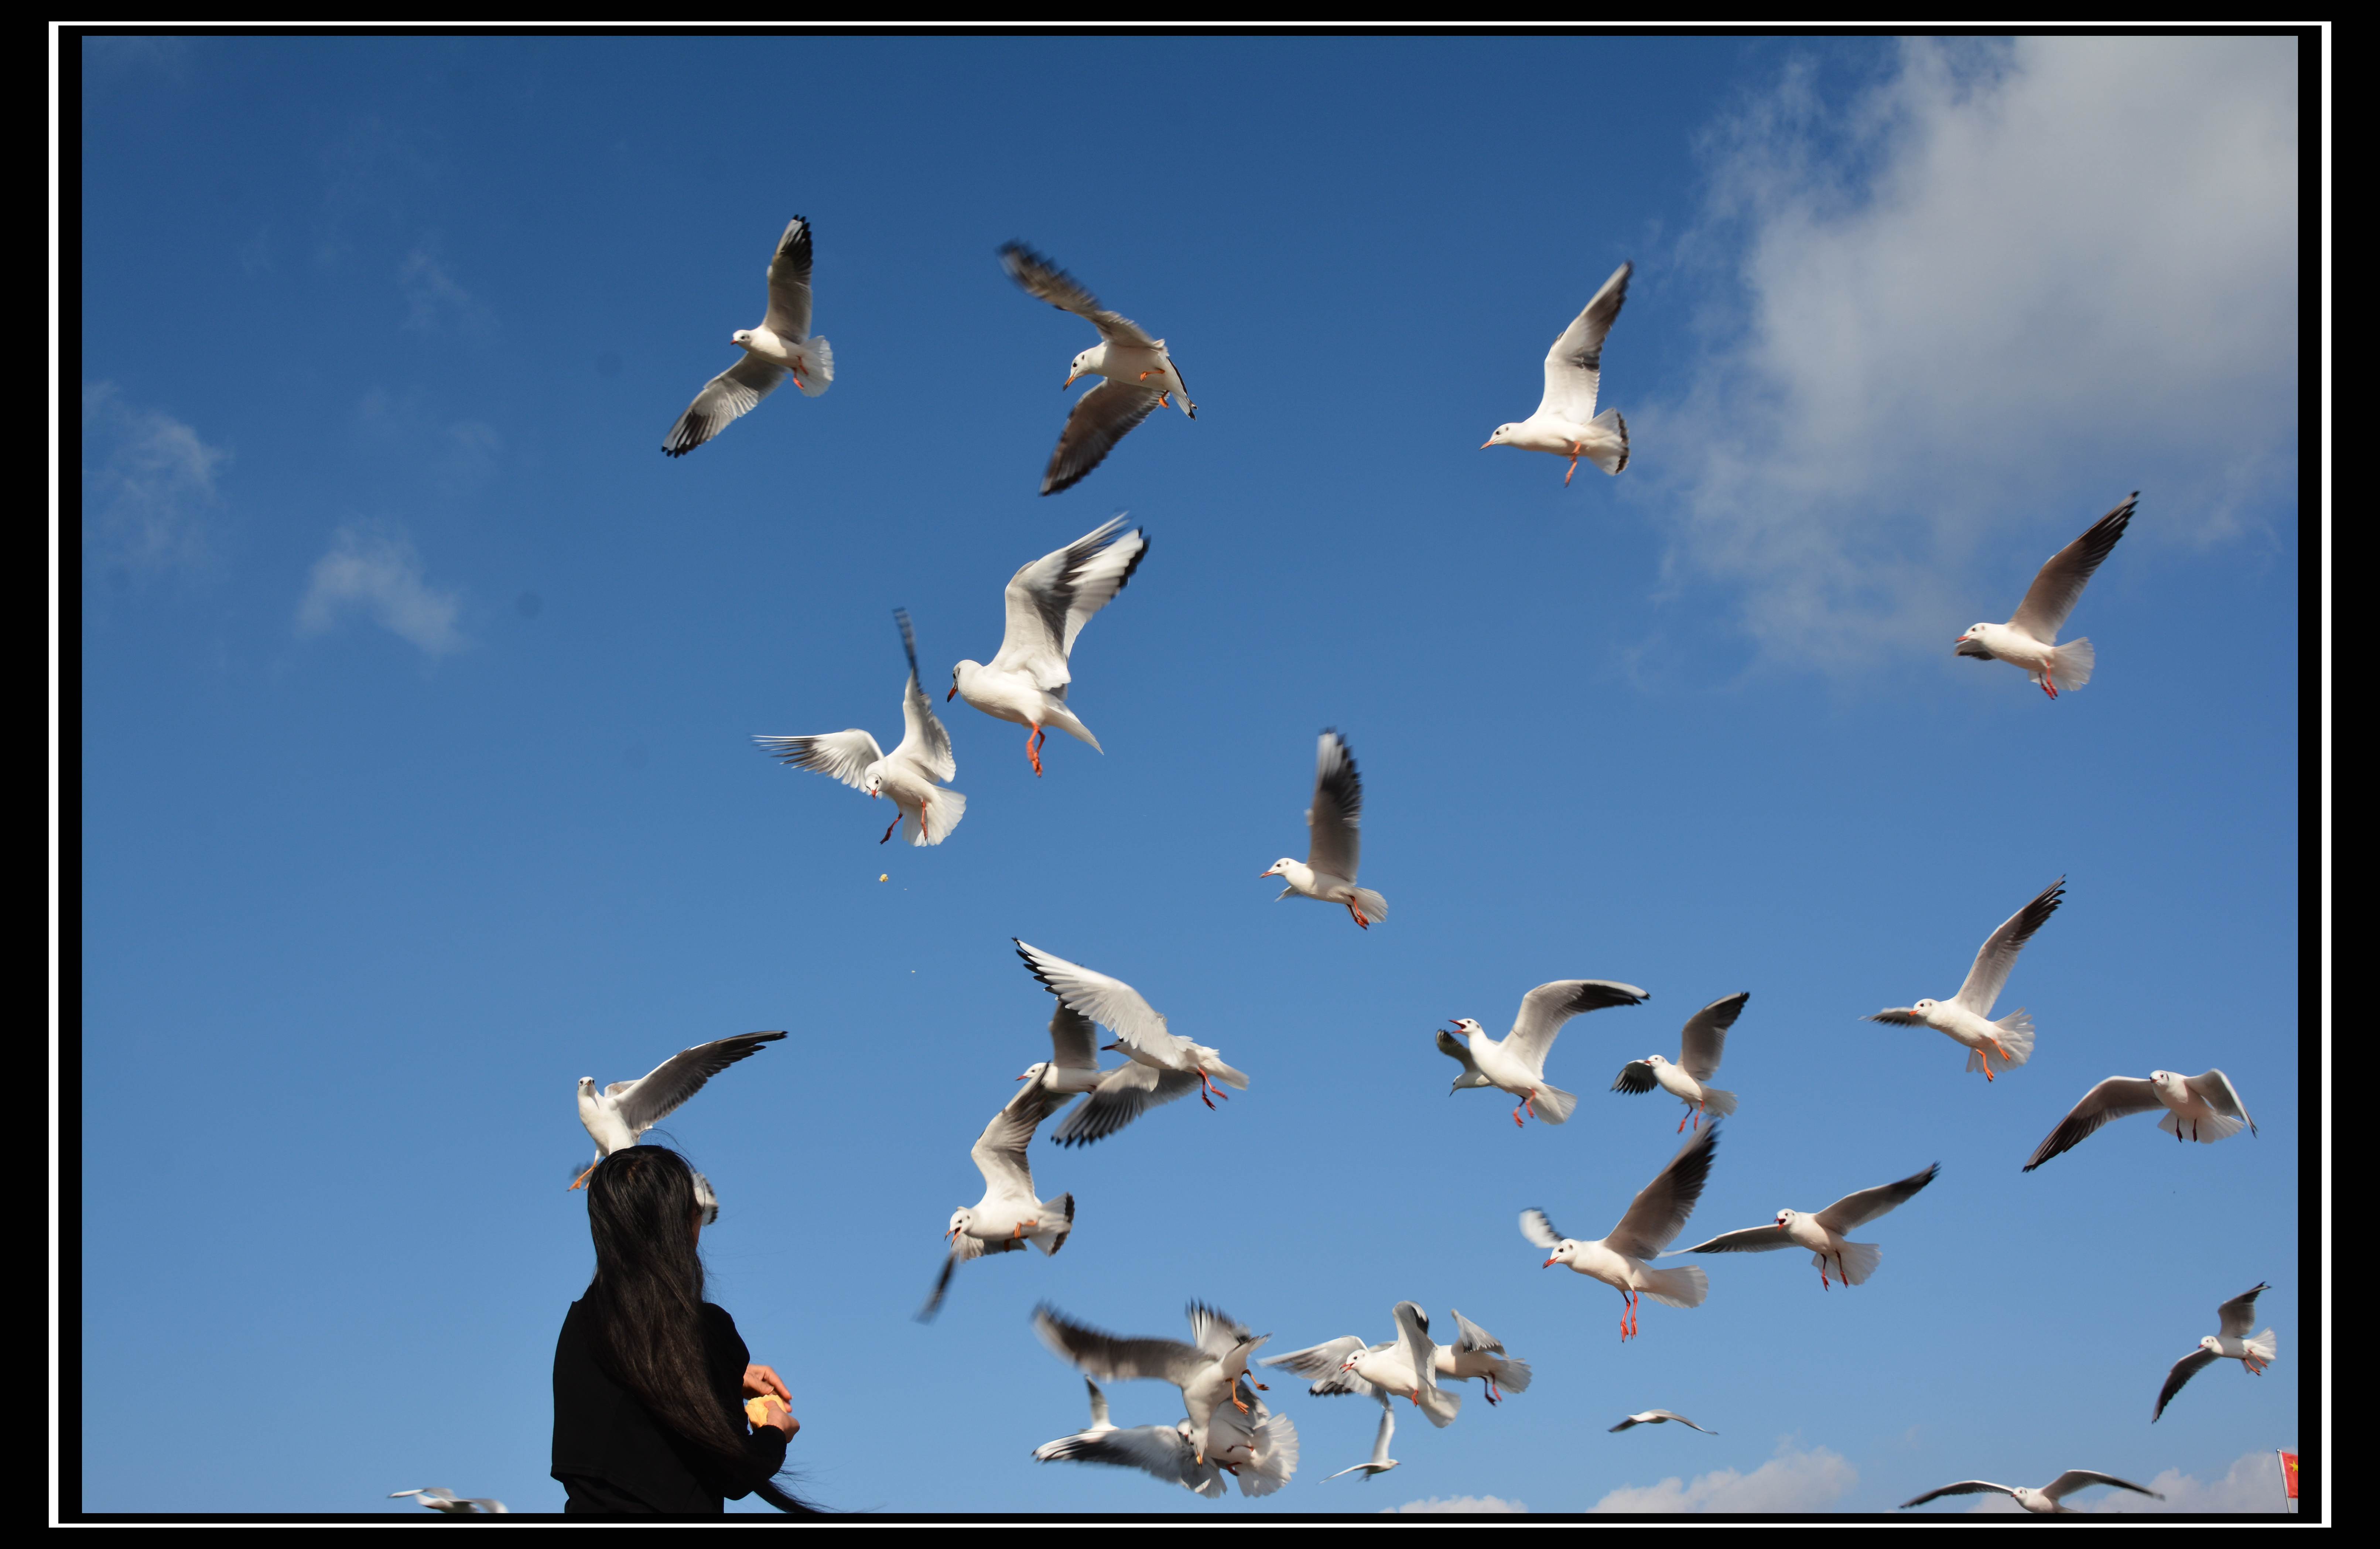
[1480,439,1495,449]
[945,685,957,700]
[1015,1073,1030,1081]
[1063,372,1079,389]
[1542,1257,1557,1269]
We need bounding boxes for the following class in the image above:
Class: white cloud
[1591,1440,1856,1513]
[1386,1494,1526,1514]
[81,382,229,571]
[1965,1450,2294,1514]
[295,522,467,656]
[1648,36,2297,672]
[398,243,486,332]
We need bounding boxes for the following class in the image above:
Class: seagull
[1015,940,1248,1113]
[570,1030,787,1189]
[1034,1302,1271,1467]
[1676,1162,1940,1290]
[1613,992,1750,1132]
[1337,1303,1461,1429]
[1260,730,1389,929]
[1435,1309,1532,1406]
[1481,261,1632,486]
[389,1489,507,1515]
[2154,1282,2277,1421]
[1609,1410,1717,1435]
[1955,493,2136,698]
[1523,1124,1718,1341]
[1901,1470,2163,1513]
[1329,1407,1400,1482]
[1032,1377,1227,1498]
[1198,1382,1300,1497]
[692,1170,720,1227]
[1440,979,1649,1127]
[949,516,1148,775]
[2023,1069,2259,1171]
[755,609,967,847]
[918,1080,1074,1322]
[662,216,833,456]
[1019,1001,1205,1149]
[1000,242,1195,495]
[1867,878,2064,1081]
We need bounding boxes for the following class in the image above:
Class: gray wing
[752,728,883,789]
[991,516,1149,688]
[1034,1422,1209,1491]
[1506,979,1651,1074]
[2042,1470,2161,1503]
[1187,1301,1256,1361]
[2009,493,2136,642]
[1676,1224,1791,1255]
[999,241,1155,348]
[1391,1303,1437,1391]
[1049,1063,1201,1148]
[1305,729,1364,880]
[1308,1345,1394,1400]
[2022,1077,2163,1171]
[1612,1059,1659,1094]
[888,609,957,781]
[1678,992,1749,1081]
[1014,940,1176,1056]
[1048,1003,1101,1073]
[2185,1070,2257,1132]
[663,353,787,457]
[1519,1208,1565,1249]
[1606,1123,1719,1261]
[760,215,815,342]
[1440,1029,1488,1082]
[2152,1348,2219,1421]
[1447,1309,1502,1356]
[1866,1007,1926,1026]
[2216,1282,2270,1339]
[1901,1480,2017,1508]
[971,1081,1062,1209]
[919,1235,1023,1322]
[1536,261,1632,424]
[613,1031,788,1133]
[1953,877,2065,1015]
[1035,1304,1209,1387]
[1261,1335,1369,1382]
[1813,1162,1940,1234]
[1041,378,1163,496]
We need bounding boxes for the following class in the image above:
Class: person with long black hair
[551,1145,814,1515]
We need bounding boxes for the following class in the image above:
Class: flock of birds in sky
[400,215,2278,1514]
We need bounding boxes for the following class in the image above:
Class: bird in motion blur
[1481,260,1632,485]
[1259,729,1389,929]
[1955,492,2135,698]
[756,609,967,847]
[571,1030,787,1189]
[1001,241,1195,494]
[948,516,1148,775]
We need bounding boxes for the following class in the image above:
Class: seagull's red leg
[568,1162,597,1191]
[880,814,900,844]
[1026,726,1044,777]
[1198,1068,1228,1108]
[1347,902,1369,929]
[1565,447,1581,487]
[1676,1109,1689,1134]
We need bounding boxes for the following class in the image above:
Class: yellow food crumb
[745,1395,781,1425]
[879,873,889,882]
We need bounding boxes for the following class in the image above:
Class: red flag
[2280,1452,2298,1501]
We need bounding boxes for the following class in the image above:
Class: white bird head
[1017,1060,1052,1085]
[862,765,888,799]
[948,661,979,701]
[1481,423,1519,448]
[1449,1018,1485,1039]
[577,1076,597,1094]
[1910,998,1940,1016]
[2149,1070,2181,1094]
[1259,859,1295,878]
[1541,1239,1583,1269]
[1064,345,1102,387]
[732,329,755,348]
[2198,1335,2224,1355]
[945,1208,972,1242]
[1775,1209,1799,1230]
[1644,1054,1672,1069]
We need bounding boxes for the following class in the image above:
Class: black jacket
[550,1297,789,1516]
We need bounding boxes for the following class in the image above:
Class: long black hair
[582,1146,814,1514]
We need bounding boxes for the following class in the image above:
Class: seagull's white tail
[1416,1383,1463,1429]
[2048,636,2095,691]
[1698,1087,1739,1119]
[1529,1082,1579,1124]
[796,336,833,396]
[2244,1328,2278,1364]
[1037,1193,1074,1255]
[1587,408,1630,474]
[906,789,967,847]
[1965,1010,2036,1073]
[1043,704,1101,750]
[1487,1355,1533,1394]
[1207,1056,1251,1091]
[1819,1240,1884,1286]
[1235,1411,1299,1497]
[2158,1108,2246,1143]
[1639,1264,1707,1309]
[1350,887,1389,923]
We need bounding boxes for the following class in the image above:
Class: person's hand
[743,1364,790,1404]
[749,1394,799,1438]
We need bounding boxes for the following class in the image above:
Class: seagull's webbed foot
[1232,1391,1253,1415]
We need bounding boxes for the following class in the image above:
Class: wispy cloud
[1965,1450,2294,1514]
[1386,1494,1526,1514]
[295,522,468,656]
[1591,1440,1856,1513]
[81,382,229,571]
[398,243,486,332]
[1646,35,2297,673]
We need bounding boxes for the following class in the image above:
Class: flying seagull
[1867,878,2064,1081]
[1613,992,1750,1132]
[2023,1068,2258,1171]
[1015,940,1248,1113]
[1676,1162,1940,1289]
[1609,1410,1717,1435]
[756,609,967,847]
[950,516,1148,774]
[919,1080,1074,1322]
[1033,1377,1227,1499]
[662,215,832,456]
[1435,1309,1532,1406]
[389,1488,507,1515]
[570,1030,787,1189]
[1018,1000,1205,1149]
[1901,1471,2162,1513]
[1329,1406,1400,1482]
[1440,979,1649,1127]
[1034,1302,1272,1468]
[1332,1303,1460,1429]
[1481,261,1632,485]
[1260,730,1389,929]
[1001,242,1195,495]
[2154,1282,2277,1422]
[1955,492,2136,698]
[1523,1124,1717,1341]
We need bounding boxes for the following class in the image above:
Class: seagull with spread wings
[1000,242,1195,495]
[1481,261,1632,485]
[2154,1282,2277,1421]
[1015,940,1248,1114]
[1034,1303,1275,1469]
[1867,878,2064,1081]
[1901,1470,2162,1513]
[1523,1124,1718,1341]
[1609,1410,1716,1436]
[1955,492,2137,698]
[662,215,832,456]
[1033,1378,1230,1499]
[1264,1305,1464,1480]
[1433,1310,1532,1406]
[1676,1162,1940,1290]
[1440,979,1649,1127]
[950,517,1148,775]
[1259,730,1389,930]
[1018,999,1204,1149]
[389,1489,507,1515]
[570,1030,787,1189]
[917,1081,1074,1322]
[755,609,967,847]
[1613,992,1750,1132]
[2023,1068,2259,1171]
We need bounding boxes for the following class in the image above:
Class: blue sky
[78,34,2304,1515]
